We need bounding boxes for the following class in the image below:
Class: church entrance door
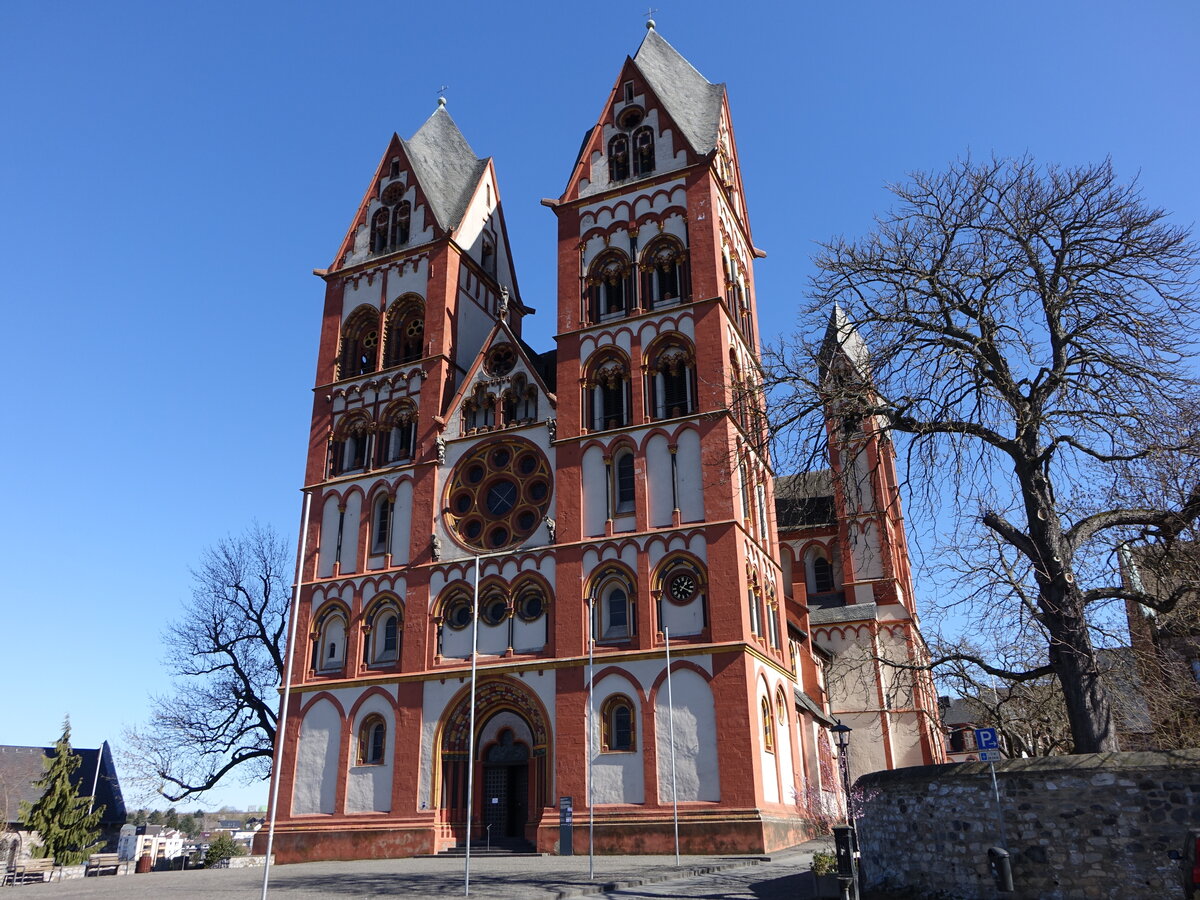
[482,731,529,839]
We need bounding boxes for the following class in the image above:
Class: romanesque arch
[435,677,551,841]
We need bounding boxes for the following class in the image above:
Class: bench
[85,852,121,876]
[3,857,58,885]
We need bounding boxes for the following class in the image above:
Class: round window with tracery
[486,344,517,376]
[445,438,552,551]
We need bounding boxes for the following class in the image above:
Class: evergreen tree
[19,719,105,864]
[147,810,163,825]
[163,807,179,829]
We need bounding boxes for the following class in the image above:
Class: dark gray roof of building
[0,742,125,826]
[941,692,996,727]
[794,687,837,728]
[633,29,725,156]
[776,471,834,499]
[808,602,878,625]
[403,107,489,233]
[775,472,837,530]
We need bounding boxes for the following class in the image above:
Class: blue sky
[3,1,1197,809]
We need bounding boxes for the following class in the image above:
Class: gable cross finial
[436,84,449,108]
[644,7,657,29]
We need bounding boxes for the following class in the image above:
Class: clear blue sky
[3,1,1196,809]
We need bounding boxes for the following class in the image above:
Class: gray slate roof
[403,107,489,233]
[633,29,725,156]
[794,687,836,727]
[0,742,125,826]
[775,471,837,529]
[808,601,879,626]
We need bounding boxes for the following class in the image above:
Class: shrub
[811,851,838,876]
[204,832,247,868]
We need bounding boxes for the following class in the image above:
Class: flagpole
[664,627,679,865]
[587,593,596,880]
[464,554,481,896]
[261,491,312,900]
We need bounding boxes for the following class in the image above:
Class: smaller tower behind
[776,306,946,778]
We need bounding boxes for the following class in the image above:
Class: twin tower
[266,26,943,861]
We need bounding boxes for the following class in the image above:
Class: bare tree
[764,156,1200,752]
[124,523,290,801]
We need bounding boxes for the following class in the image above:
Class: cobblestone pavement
[9,840,833,900]
[600,844,830,899]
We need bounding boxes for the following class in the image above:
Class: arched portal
[436,677,551,844]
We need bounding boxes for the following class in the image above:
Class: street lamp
[830,720,859,900]
[831,720,852,816]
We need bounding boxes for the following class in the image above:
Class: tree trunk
[1021,465,1120,753]
[1043,598,1120,753]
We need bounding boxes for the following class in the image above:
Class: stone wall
[854,749,1200,900]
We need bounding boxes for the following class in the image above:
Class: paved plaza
[5,839,832,899]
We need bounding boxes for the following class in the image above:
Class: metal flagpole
[587,594,596,880]
[464,555,482,896]
[261,491,313,900]
[664,627,679,865]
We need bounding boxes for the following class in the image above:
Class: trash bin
[136,854,152,874]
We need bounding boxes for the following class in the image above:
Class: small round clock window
[445,439,552,551]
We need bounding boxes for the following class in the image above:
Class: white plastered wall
[346,691,395,813]
[674,429,704,523]
[340,493,361,574]
[318,495,340,578]
[590,672,644,804]
[582,444,608,537]
[654,667,719,802]
[392,479,413,563]
[645,434,673,527]
[292,698,341,815]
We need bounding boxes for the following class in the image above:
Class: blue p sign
[974,727,999,751]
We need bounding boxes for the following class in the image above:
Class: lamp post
[831,720,853,816]
[830,720,860,900]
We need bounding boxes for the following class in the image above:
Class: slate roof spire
[632,28,725,156]
[819,302,871,382]
[402,106,489,233]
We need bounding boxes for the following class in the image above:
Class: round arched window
[444,596,472,630]
[481,595,509,626]
[485,344,517,376]
[445,439,552,551]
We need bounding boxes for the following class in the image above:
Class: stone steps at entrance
[423,838,541,858]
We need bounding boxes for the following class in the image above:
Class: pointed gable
[447,320,556,440]
[403,106,490,233]
[632,28,725,156]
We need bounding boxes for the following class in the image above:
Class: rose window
[445,439,552,551]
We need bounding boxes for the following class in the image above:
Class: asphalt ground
[8,839,833,899]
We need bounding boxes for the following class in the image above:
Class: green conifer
[19,719,105,864]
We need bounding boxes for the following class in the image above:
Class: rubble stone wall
[854,750,1200,900]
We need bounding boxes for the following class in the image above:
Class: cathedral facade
[265,27,943,863]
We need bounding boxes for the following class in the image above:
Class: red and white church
[263,25,944,862]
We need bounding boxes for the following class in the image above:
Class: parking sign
[974,727,999,751]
